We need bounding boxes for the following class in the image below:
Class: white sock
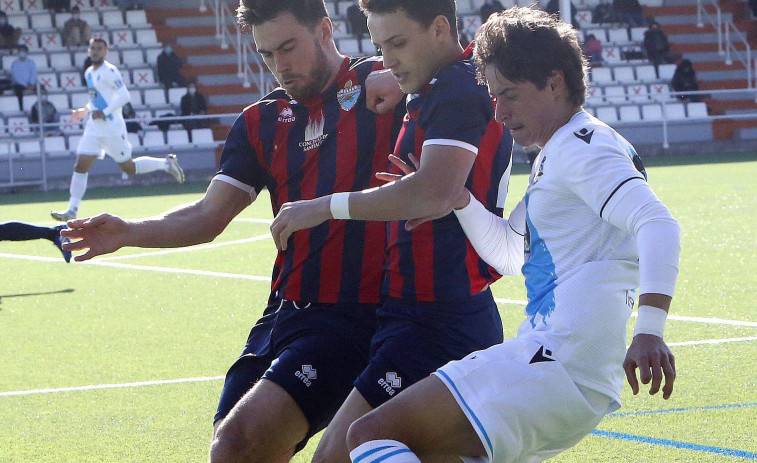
[350,440,421,463]
[133,156,168,175]
[68,172,88,212]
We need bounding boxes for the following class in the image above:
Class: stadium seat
[22,95,38,112]
[145,46,162,64]
[0,140,12,159]
[649,83,671,101]
[132,68,155,87]
[60,71,83,89]
[607,28,630,44]
[30,12,54,30]
[18,139,41,158]
[627,84,649,102]
[125,10,148,26]
[38,72,58,89]
[168,87,185,105]
[73,51,89,68]
[331,20,349,39]
[127,132,141,148]
[663,102,686,120]
[461,15,481,35]
[0,117,5,136]
[584,29,607,43]
[129,89,143,106]
[604,85,626,104]
[641,104,663,121]
[143,88,167,106]
[142,130,165,148]
[48,93,69,109]
[338,38,360,56]
[50,52,74,70]
[24,0,45,10]
[658,64,676,81]
[574,10,592,28]
[613,66,634,83]
[191,128,214,145]
[361,39,377,55]
[40,32,63,49]
[0,95,21,112]
[7,12,28,29]
[44,136,68,156]
[687,102,708,118]
[30,53,49,70]
[167,129,190,147]
[135,29,159,46]
[111,29,135,47]
[596,106,619,123]
[80,10,101,25]
[325,1,336,18]
[635,65,657,82]
[601,46,622,64]
[619,105,641,122]
[630,27,646,42]
[336,1,352,15]
[70,92,89,108]
[93,0,114,7]
[134,109,151,127]
[101,10,124,26]
[7,117,30,135]
[585,86,603,106]
[590,67,613,84]
[59,114,83,134]
[122,50,146,67]
[18,32,38,50]
[1,0,22,14]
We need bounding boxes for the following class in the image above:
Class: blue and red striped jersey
[382,48,513,302]
[217,56,403,305]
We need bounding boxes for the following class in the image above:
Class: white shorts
[434,338,614,463]
[77,131,132,164]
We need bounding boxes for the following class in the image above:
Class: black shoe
[53,225,72,263]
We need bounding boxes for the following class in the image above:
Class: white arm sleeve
[453,191,526,276]
[104,83,130,116]
[604,179,681,297]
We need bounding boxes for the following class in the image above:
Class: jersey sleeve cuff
[422,139,478,155]
[213,174,257,200]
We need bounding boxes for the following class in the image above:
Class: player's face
[253,13,332,101]
[88,41,108,64]
[368,10,444,94]
[485,64,564,148]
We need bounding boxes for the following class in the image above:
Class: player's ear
[432,14,451,40]
[548,70,565,95]
[317,17,333,44]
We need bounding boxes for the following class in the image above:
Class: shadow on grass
[0,288,75,306]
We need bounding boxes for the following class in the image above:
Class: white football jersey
[83,60,129,136]
[518,110,647,405]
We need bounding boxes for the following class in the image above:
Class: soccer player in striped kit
[60,1,404,461]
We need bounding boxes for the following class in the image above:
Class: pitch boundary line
[0,376,225,397]
[97,234,272,261]
[608,402,757,419]
[591,430,757,460]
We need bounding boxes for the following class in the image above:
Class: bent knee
[346,413,387,451]
[210,415,296,463]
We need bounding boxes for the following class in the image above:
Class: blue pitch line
[592,430,757,460]
[608,402,757,418]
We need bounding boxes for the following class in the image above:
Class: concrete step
[165,14,234,28]
[736,126,757,139]
[209,93,261,107]
[672,42,749,53]
[668,32,720,44]
[684,51,739,62]
[187,53,239,66]
[725,108,757,115]
[698,69,753,81]
[177,35,223,47]
[198,73,248,86]
[712,118,757,139]
[654,13,733,25]
[698,79,750,90]
[706,98,757,112]
[705,89,757,100]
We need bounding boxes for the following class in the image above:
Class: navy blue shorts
[216,299,378,450]
[354,288,503,408]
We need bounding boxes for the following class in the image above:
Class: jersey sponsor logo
[529,345,555,364]
[573,128,594,144]
[337,79,361,111]
[299,111,328,151]
[278,106,295,123]
[377,372,402,396]
[294,364,317,387]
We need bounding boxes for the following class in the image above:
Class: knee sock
[68,172,88,212]
[0,222,58,242]
[349,440,421,463]
[133,156,168,175]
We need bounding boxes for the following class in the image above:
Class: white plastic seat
[142,130,165,147]
[135,29,159,46]
[22,95,38,112]
[360,39,376,55]
[574,10,592,28]
[37,72,58,89]
[125,10,148,26]
[585,86,603,106]
[619,105,641,122]
[73,51,89,68]
[135,109,152,127]
[59,114,84,134]
[584,29,608,43]
[626,84,649,102]
[39,32,63,49]
[2,0,22,13]
[607,28,630,44]
[48,93,69,108]
[649,83,671,101]
[144,88,167,106]
[145,46,162,64]
[603,85,626,104]
[641,104,663,121]
[591,67,613,84]
[93,0,114,6]
[70,92,89,108]
[659,64,677,80]
[44,136,68,156]
[168,87,185,105]
[663,102,686,120]
[338,38,360,56]
[613,66,635,83]
[68,134,83,150]
[167,129,190,147]
[461,15,481,36]
[30,13,54,30]
[331,20,349,39]
[18,33,39,50]
[23,0,45,10]
[132,68,155,86]
[122,49,145,67]
[7,13,27,29]
[50,52,73,70]
[7,117,31,135]
[192,128,214,145]
[687,102,708,118]
[0,140,12,158]
[336,1,352,15]
[635,65,657,82]
[596,106,619,123]
[602,46,621,64]
[0,95,20,112]
[29,53,49,70]
[129,89,143,106]
[101,10,124,27]
[325,2,337,17]
[630,27,646,42]
[127,132,141,147]
[60,71,83,89]
[111,29,135,47]
[18,139,41,157]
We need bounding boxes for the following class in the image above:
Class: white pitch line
[667,336,757,347]
[494,298,528,306]
[97,234,272,261]
[0,376,225,397]
[631,312,757,328]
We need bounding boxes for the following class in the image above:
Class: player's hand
[623,334,676,400]
[365,69,404,114]
[70,107,89,123]
[91,110,106,120]
[375,153,420,183]
[60,213,130,262]
[270,196,331,251]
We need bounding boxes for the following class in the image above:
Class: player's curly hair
[237,0,328,28]
[358,0,459,38]
[474,7,587,107]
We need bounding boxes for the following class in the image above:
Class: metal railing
[696,0,755,89]
[697,0,723,54]
[723,21,753,88]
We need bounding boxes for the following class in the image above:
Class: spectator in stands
[157,44,187,89]
[180,82,208,132]
[644,21,671,76]
[671,59,702,102]
[0,11,21,50]
[43,0,71,13]
[479,0,505,23]
[613,0,645,27]
[11,45,37,111]
[62,7,91,48]
[346,0,368,53]
[30,87,61,134]
[584,33,603,65]
[121,101,141,133]
[545,0,579,29]
[750,0,757,16]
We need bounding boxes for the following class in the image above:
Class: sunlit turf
[1,153,755,462]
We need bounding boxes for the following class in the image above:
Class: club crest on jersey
[300,111,328,151]
[278,106,295,123]
[337,79,361,111]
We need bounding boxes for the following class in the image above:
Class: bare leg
[312,388,373,463]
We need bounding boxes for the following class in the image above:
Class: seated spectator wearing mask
[157,44,187,89]
[11,45,38,111]
[62,7,91,47]
[30,88,62,135]
[180,82,208,132]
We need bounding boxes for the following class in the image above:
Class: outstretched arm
[62,180,252,261]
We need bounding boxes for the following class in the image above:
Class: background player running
[50,37,184,222]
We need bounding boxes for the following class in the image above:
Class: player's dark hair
[474,7,587,107]
[89,36,109,48]
[358,0,459,38]
[237,0,328,28]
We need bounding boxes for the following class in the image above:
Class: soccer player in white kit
[346,8,681,463]
[51,38,185,222]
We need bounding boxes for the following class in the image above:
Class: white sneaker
[50,209,77,222]
[165,154,185,184]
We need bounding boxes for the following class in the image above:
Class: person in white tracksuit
[51,37,185,222]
